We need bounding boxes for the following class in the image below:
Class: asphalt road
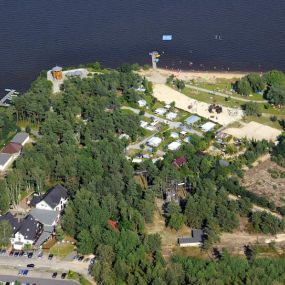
[0,275,78,285]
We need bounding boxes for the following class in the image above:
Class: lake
[0,0,285,93]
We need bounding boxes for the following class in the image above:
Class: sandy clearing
[224,121,281,141]
[140,68,247,84]
[153,84,243,126]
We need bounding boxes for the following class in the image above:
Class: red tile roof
[2,142,22,155]
[173,156,187,168]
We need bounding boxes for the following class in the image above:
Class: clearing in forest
[242,159,285,207]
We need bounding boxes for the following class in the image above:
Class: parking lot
[0,249,94,281]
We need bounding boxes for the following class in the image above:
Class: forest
[0,64,284,284]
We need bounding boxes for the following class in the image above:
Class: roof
[0,212,21,234]
[41,185,68,209]
[155,108,167,115]
[201,122,216,132]
[179,229,203,244]
[29,195,43,207]
[52,66,62,72]
[30,208,59,226]
[147,137,162,146]
[168,141,181,151]
[18,215,39,241]
[2,142,22,155]
[107,219,119,231]
[170,132,179,138]
[0,153,12,166]
[11,132,29,145]
[185,115,201,125]
[173,156,187,167]
[166,112,177,119]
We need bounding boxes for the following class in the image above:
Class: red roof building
[173,156,187,168]
[107,219,119,231]
[2,142,22,156]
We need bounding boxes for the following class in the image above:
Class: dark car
[14,251,20,257]
[52,272,57,278]
[28,252,33,258]
[9,251,14,256]
[27,264,35,268]
[48,254,54,260]
[78,256,84,261]
[73,254,79,260]
[61,273,67,279]
[19,251,24,257]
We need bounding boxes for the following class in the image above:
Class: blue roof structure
[162,35,172,41]
[185,115,201,125]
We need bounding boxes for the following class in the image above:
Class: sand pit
[224,121,281,141]
[153,84,243,126]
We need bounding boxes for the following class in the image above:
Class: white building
[166,112,177,121]
[155,108,167,116]
[11,215,43,250]
[140,120,148,128]
[0,153,13,171]
[147,137,162,147]
[168,141,181,151]
[138,99,147,107]
[201,122,216,132]
[36,185,68,212]
[170,132,179,139]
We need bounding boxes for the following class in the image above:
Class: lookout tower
[51,66,63,80]
[149,51,160,69]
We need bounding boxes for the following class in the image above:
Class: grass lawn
[50,243,75,259]
[68,271,93,285]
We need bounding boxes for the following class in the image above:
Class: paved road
[186,84,267,103]
[0,274,78,285]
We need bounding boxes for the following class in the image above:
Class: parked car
[38,251,43,258]
[23,251,28,257]
[73,254,79,260]
[9,251,14,256]
[52,272,57,278]
[27,252,33,258]
[19,251,24,257]
[14,251,19,257]
[22,269,29,276]
[27,264,35,268]
[0,249,6,255]
[90,258,96,265]
[61,273,67,279]
[48,254,54,260]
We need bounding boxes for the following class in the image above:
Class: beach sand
[140,68,247,84]
[152,84,243,126]
[224,121,281,141]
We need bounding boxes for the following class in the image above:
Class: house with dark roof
[0,153,13,171]
[11,215,43,250]
[173,156,187,168]
[11,132,29,146]
[36,185,68,211]
[0,212,21,234]
[178,229,204,247]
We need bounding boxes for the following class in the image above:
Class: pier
[0,89,19,107]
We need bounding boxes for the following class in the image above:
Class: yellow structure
[51,66,63,80]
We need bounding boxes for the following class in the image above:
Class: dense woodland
[235,70,285,106]
[0,64,284,284]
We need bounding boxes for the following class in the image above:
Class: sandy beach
[140,68,247,84]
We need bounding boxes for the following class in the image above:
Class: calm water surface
[1,1,285,93]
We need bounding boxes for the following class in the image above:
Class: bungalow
[147,137,162,147]
[0,153,13,171]
[36,185,68,212]
[166,112,177,121]
[201,122,216,132]
[11,132,29,146]
[178,229,203,247]
[173,156,187,168]
[11,215,43,250]
[155,108,167,116]
[138,99,147,107]
[170,132,179,139]
[140,120,148,129]
[185,115,201,126]
[2,142,22,159]
[168,141,181,151]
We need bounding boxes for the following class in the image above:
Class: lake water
[1,1,285,93]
